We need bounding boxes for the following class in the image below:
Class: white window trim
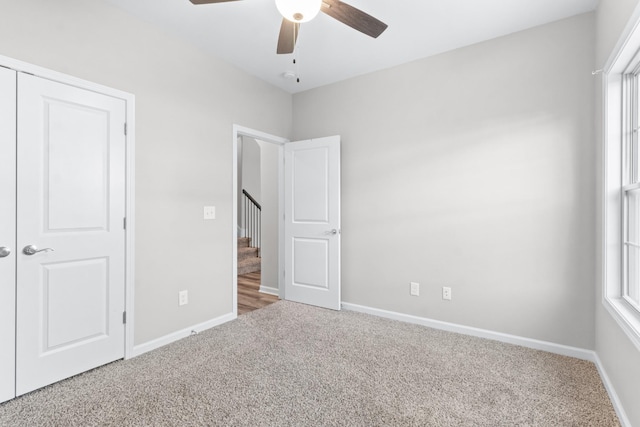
[602,7,640,352]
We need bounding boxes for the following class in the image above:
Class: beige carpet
[0,301,619,426]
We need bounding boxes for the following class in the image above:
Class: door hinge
[123,217,127,230]
[122,311,127,324]
[124,123,128,136]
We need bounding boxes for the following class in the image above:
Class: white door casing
[15,73,127,396]
[284,136,341,310]
[0,67,17,403]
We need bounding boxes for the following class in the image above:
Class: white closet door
[0,67,16,404]
[15,73,127,396]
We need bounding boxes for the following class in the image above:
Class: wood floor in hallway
[238,271,279,315]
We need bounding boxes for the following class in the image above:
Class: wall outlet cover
[179,290,189,306]
[442,287,452,301]
[410,282,419,296]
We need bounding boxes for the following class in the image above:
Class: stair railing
[242,189,261,256]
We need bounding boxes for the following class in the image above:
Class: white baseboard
[593,353,632,427]
[341,302,594,361]
[259,285,279,296]
[129,312,236,358]
[341,302,634,425]
[126,300,630,426]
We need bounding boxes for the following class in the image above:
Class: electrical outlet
[410,282,420,296]
[179,290,189,306]
[203,206,216,220]
[442,287,452,301]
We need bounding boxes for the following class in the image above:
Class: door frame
[0,65,17,404]
[232,125,288,315]
[0,54,137,359]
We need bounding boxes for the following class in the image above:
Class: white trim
[277,146,285,300]
[124,90,136,360]
[0,54,137,360]
[601,2,640,73]
[341,302,594,361]
[232,125,288,314]
[233,128,239,318]
[601,0,640,352]
[602,300,640,350]
[130,312,235,358]
[593,354,632,427]
[342,303,635,424]
[0,55,133,103]
[341,304,638,425]
[259,285,279,296]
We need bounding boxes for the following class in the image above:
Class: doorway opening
[232,126,287,316]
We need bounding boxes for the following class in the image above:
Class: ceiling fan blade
[277,19,300,54]
[321,0,387,38]
[189,0,241,4]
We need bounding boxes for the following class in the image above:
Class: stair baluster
[242,189,261,257]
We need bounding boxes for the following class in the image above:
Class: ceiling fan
[189,0,388,54]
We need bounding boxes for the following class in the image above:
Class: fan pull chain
[293,24,300,83]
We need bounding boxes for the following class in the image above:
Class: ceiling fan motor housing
[275,0,322,23]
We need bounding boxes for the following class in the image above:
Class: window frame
[622,67,640,312]
[603,15,640,351]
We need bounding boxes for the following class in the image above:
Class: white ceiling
[102,0,597,93]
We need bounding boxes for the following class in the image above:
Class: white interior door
[284,136,341,310]
[15,73,127,396]
[0,67,17,403]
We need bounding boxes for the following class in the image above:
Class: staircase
[238,237,261,275]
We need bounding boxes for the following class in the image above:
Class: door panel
[292,147,329,222]
[47,100,110,231]
[43,258,109,350]
[0,67,16,404]
[16,73,126,396]
[293,238,329,289]
[284,136,341,310]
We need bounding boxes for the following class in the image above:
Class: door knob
[325,229,338,235]
[0,247,10,258]
[23,245,54,256]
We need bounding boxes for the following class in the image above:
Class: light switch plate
[203,206,216,220]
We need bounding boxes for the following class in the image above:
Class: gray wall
[241,137,262,206]
[0,0,292,345]
[595,0,640,425]
[293,13,596,349]
[239,137,261,240]
[258,140,280,291]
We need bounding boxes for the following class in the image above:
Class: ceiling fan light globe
[275,0,322,23]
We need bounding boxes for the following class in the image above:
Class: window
[603,15,640,350]
[623,65,640,311]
